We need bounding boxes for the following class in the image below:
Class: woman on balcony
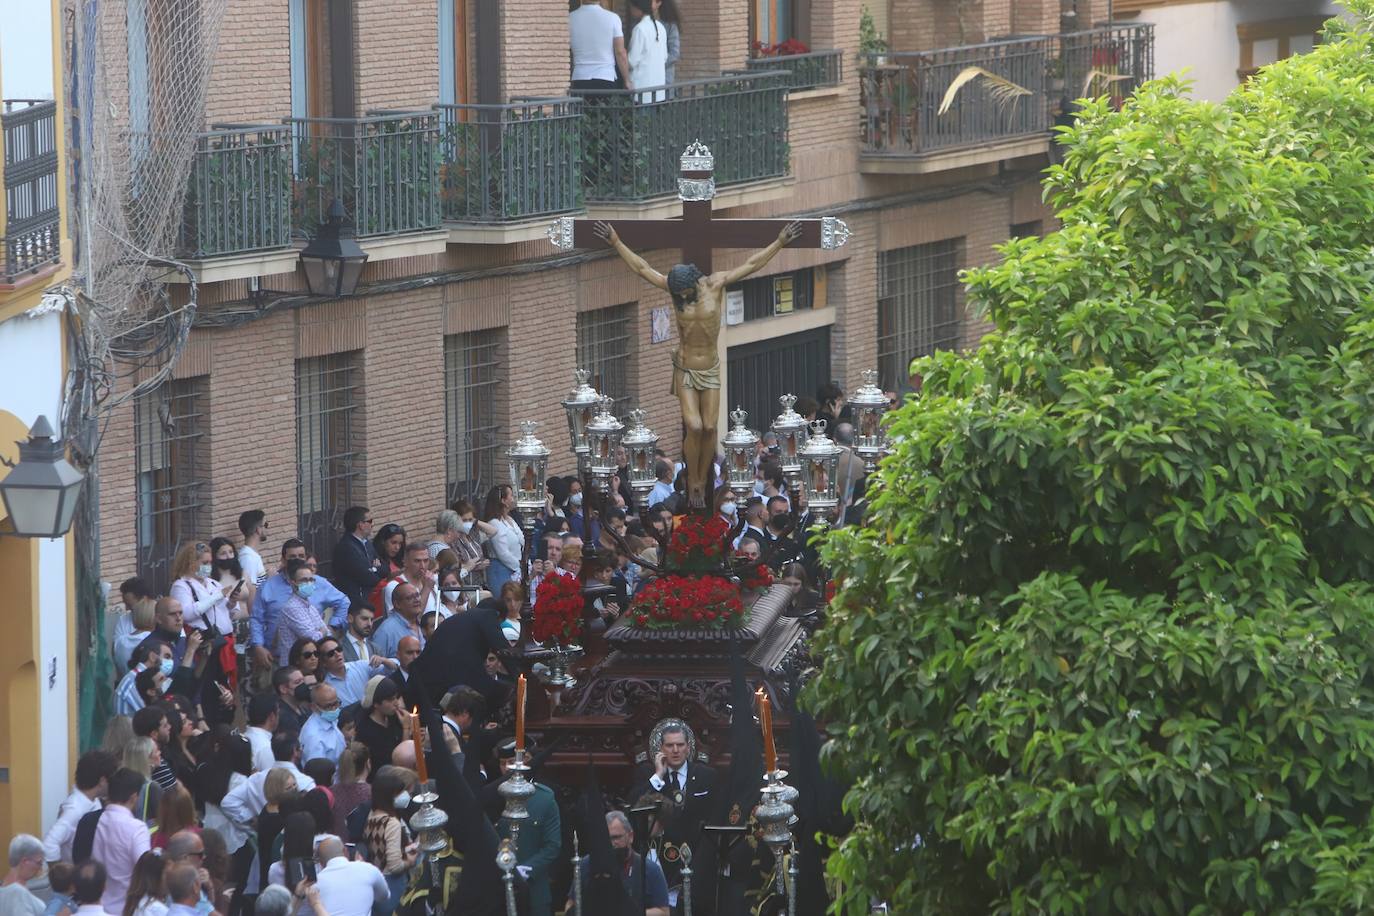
[628,0,668,102]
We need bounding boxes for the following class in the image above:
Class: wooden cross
[547,140,851,273]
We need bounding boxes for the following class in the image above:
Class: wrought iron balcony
[1060,23,1156,108]
[2,99,60,284]
[859,23,1154,160]
[577,71,790,203]
[182,124,292,258]
[289,111,441,238]
[744,49,844,91]
[860,36,1054,156]
[437,98,582,223]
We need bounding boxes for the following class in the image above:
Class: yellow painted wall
[0,535,40,838]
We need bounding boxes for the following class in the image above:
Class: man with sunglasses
[316,635,397,708]
[250,539,351,674]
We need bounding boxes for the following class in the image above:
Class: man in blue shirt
[372,582,426,659]
[315,635,396,707]
[250,539,349,670]
[299,683,346,766]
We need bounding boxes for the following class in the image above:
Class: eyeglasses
[322,647,342,657]
[299,651,318,659]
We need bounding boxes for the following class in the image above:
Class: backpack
[71,806,104,863]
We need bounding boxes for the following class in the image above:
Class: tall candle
[412,706,428,786]
[516,674,527,752]
[757,688,776,773]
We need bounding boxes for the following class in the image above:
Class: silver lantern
[798,419,842,520]
[507,421,551,534]
[721,406,759,504]
[770,394,810,491]
[848,369,889,472]
[621,408,660,510]
[560,369,601,465]
[585,396,625,494]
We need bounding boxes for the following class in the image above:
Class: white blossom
[1127,708,1141,721]
[1255,792,1265,803]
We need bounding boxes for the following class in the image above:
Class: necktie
[671,770,682,794]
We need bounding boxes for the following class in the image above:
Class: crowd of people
[5,380,874,916]
[568,0,682,99]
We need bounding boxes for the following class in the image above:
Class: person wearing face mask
[434,566,468,619]
[569,810,670,916]
[565,480,601,544]
[300,684,346,766]
[169,542,239,698]
[208,536,255,628]
[713,483,741,532]
[272,560,328,666]
[364,769,417,915]
[431,504,496,591]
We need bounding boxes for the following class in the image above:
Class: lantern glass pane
[3,486,63,537]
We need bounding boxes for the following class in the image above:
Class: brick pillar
[676,0,749,80]
[502,0,572,99]
[810,0,862,59]
[355,0,440,111]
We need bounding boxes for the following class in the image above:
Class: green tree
[809,6,1374,912]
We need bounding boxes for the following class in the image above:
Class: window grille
[444,329,505,505]
[135,375,211,592]
[1010,220,1043,239]
[296,351,365,574]
[877,239,962,392]
[576,304,637,417]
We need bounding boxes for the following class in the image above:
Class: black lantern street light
[0,416,86,538]
[299,198,368,298]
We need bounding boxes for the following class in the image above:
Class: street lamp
[722,406,759,504]
[560,369,600,476]
[621,408,660,510]
[798,419,842,523]
[0,415,86,538]
[585,397,625,494]
[771,394,809,492]
[507,421,550,535]
[299,198,368,298]
[848,368,890,472]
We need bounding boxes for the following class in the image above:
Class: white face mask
[197,563,213,578]
[569,492,584,508]
[442,588,462,600]
[720,501,737,516]
[459,520,474,534]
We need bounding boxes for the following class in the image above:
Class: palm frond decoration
[937,66,1032,116]
[1080,69,1133,97]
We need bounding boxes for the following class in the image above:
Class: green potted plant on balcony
[859,6,888,65]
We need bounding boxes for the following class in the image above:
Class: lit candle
[757,688,776,773]
[516,674,527,753]
[412,706,428,787]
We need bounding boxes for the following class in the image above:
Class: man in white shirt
[237,509,270,585]
[569,0,633,91]
[313,836,389,916]
[220,732,317,831]
[381,542,440,615]
[244,694,279,773]
[648,458,675,508]
[43,750,118,863]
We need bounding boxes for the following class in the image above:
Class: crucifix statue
[548,140,852,509]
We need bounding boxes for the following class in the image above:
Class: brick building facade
[96,0,1145,592]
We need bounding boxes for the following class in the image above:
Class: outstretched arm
[719,221,803,286]
[594,222,668,291]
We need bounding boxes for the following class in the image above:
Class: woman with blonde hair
[168,540,240,706]
[115,597,157,674]
[122,737,164,828]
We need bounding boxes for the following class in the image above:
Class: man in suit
[631,723,718,911]
[331,505,383,611]
[410,605,512,710]
[388,636,421,692]
[336,602,376,662]
[734,498,771,550]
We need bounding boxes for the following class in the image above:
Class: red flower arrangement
[751,38,811,57]
[532,572,583,646]
[630,575,746,630]
[667,515,732,571]
[740,560,774,591]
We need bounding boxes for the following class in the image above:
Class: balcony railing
[859,23,1154,157]
[860,37,1053,155]
[745,49,844,91]
[289,111,440,238]
[2,99,60,283]
[1060,23,1155,107]
[437,98,582,223]
[577,71,790,202]
[182,124,292,258]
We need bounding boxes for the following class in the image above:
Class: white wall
[0,305,72,830]
[1139,0,1342,102]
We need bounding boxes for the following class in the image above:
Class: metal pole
[571,831,583,916]
[680,843,694,916]
[497,839,518,916]
[787,846,798,916]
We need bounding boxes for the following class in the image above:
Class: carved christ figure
[595,219,802,509]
